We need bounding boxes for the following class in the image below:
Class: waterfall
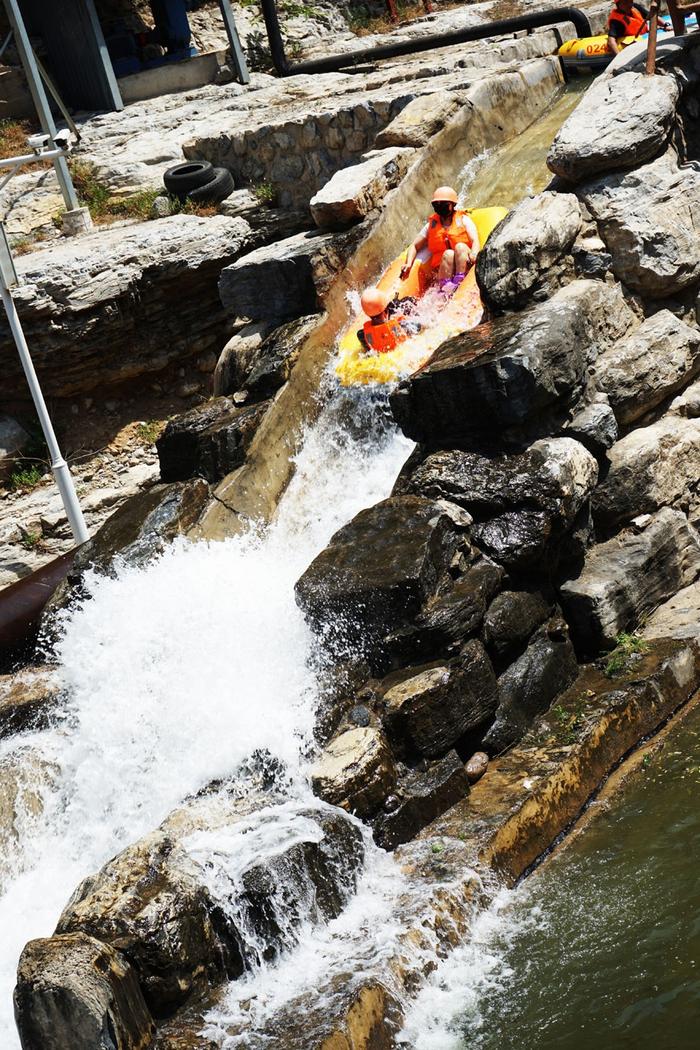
[0,385,413,1047]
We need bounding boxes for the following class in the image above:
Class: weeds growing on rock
[604,633,649,679]
[67,160,216,225]
[136,420,163,445]
[253,181,277,205]
[9,464,44,491]
[19,529,42,551]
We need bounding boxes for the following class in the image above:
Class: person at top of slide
[606,0,669,53]
[399,185,480,293]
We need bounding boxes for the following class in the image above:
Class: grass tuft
[604,633,649,679]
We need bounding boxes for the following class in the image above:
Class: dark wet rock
[592,416,700,530]
[295,497,461,662]
[547,72,679,182]
[577,150,700,297]
[592,311,700,429]
[213,321,273,397]
[483,590,552,659]
[390,280,637,447]
[46,480,209,615]
[373,750,469,851]
[157,398,269,483]
[564,401,618,457]
[403,438,598,528]
[476,191,581,309]
[471,509,552,570]
[465,751,489,783]
[14,932,155,1050]
[56,793,363,1018]
[0,667,61,739]
[381,640,497,758]
[560,508,700,654]
[407,556,504,653]
[219,229,335,324]
[483,616,578,753]
[311,726,396,819]
[244,315,319,401]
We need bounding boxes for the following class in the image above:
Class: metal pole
[2,0,80,212]
[217,0,250,84]
[0,281,89,545]
[646,0,659,73]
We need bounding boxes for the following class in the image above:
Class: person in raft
[606,0,669,53]
[357,287,421,354]
[399,185,480,293]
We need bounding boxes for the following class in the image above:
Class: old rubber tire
[163,161,215,196]
[186,166,235,204]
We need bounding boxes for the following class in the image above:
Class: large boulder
[218,229,335,324]
[482,616,578,753]
[212,321,273,397]
[310,147,414,231]
[577,150,700,297]
[56,792,363,1018]
[390,280,638,447]
[295,497,462,662]
[373,750,470,850]
[0,415,30,483]
[14,933,155,1050]
[560,508,700,653]
[483,590,553,660]
[374,91,467,148]
[592,415,700,529]
[593,311,700,428]
[476,191,582,309]
[547,71,679,182]
[402,438,598,528]
[156,398,269,483]
[563,400,618,457]
[311,726,396,818]
[2,215,252,400]
[392,555,503,657]
[381,640,497,758]
[243,314,319,400]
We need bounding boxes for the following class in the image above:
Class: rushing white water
[0,385,413,1047]
[397,885,543,1050]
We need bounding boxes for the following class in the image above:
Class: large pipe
[0,548,79,667]
[259,0,591,76]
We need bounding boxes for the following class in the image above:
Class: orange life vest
[608,5,648,37]
[426,210,473,268]
[363,317,405,354]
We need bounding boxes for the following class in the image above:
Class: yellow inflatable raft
[559,17,697,71]
[335,206,507,387]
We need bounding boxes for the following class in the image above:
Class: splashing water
[0,387,413,1048]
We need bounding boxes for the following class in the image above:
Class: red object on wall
[386,0,399,21]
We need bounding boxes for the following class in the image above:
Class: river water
[401,706,700,1049]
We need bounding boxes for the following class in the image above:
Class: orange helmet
[431,185,458,205]
[360,287,391,317]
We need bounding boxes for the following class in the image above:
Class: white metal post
[0,227,88,545]
[2,0,81,213]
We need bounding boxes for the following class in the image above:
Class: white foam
[0,391,413,1048]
